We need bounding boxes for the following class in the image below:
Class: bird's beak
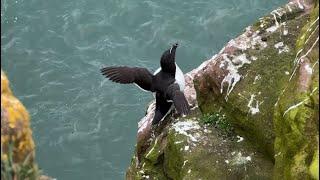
[173,43,178,49]
[170,43,178,54]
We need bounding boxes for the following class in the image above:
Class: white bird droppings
[251,56,257,61]
[232,152,252,165]
[236,135,244,142]
[274,42,284,49]
[266,25,279,33]
[247,94,262,115]
[183,160,188,167]
[274,42,290,54]
[253,75,261,84]
[172,121,200,142]
[304,64,313,75]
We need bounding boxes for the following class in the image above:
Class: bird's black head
[160,43,178,74]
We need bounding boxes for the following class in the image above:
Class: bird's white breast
[153,63,185,91]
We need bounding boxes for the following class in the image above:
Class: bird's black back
[152,70,175,93]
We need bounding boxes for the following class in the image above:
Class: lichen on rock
[1,70,53,180]
[1,70,35,163]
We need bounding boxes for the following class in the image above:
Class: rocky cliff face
[127,1,319,179]
[1,70,52,180]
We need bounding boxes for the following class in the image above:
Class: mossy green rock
[127,1,319,179]
[194,2,307,159]
[127,118,273,179]
[274,3,319,179]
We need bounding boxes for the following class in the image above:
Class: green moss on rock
[200,113,234,135]
[126,2,318,179]
[309,150,319,180]
[163,129,185,179]
[127,118,274,179]
[273,4,319,179]
[195,2,308,159]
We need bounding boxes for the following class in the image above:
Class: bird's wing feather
[165,83,190,115]
[100,66,153,91]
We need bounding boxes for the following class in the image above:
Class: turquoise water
[1,0,286,179]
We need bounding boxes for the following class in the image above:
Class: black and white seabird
[100,43,190,125]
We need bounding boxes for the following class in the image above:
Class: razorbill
[100,43,190,125]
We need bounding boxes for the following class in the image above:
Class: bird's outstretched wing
[100,66,154,92]
[165,83,190,115]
